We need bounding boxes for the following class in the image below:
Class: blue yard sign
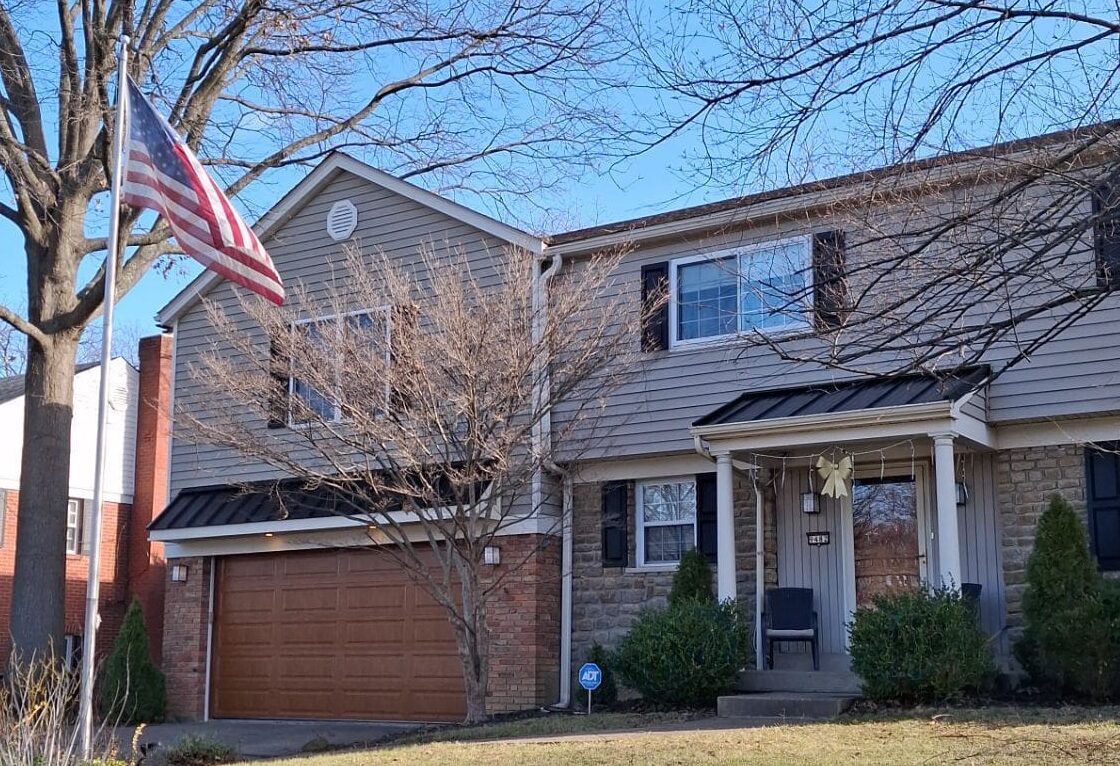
[578,662,602,691]
[578,662,602,714]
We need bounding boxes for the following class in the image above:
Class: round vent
[326,199,358,241]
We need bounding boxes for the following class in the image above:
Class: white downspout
[753,470,765,670]
[532,249,573,709]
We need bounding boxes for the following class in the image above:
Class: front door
[851,477,922,608]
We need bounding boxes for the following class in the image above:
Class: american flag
[121,77,284,305]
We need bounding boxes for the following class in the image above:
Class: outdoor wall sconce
[956,481,969,506]
[484,546,501,565]
[800,492,821,514]
[170,564,189,583]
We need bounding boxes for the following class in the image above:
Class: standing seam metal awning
[692,366,990,428]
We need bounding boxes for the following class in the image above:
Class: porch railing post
[932,433,962,589]
[715,453,737,601]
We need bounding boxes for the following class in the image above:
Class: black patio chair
[763,587,819,671]
[961,582,982,621]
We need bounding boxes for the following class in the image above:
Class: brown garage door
[211,548,465,721]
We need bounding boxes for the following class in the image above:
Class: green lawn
[242,707,1120,766]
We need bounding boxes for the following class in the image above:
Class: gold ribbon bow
[815,454,852,499]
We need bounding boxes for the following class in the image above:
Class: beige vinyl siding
[169,168,517,496]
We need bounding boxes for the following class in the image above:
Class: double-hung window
[671,237,810,345]
[636,479,697,565]
[65,498,83,555]
[289,308,390,426]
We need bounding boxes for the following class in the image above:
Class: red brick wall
[161,534,562,720]
[0,490,131,663]
[478,533,562,713]
[162,556,212,721]
[129,334,173,664]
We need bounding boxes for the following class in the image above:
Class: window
[65,498,83,555]
[636,479,697,565]
[289,309,390,425]
[671,237,810,345]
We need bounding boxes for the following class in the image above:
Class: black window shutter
[1094,184,1120,289]
[695,472,718,564]
[601,481,629,567]
[641,262,670,351]
[1086,444,1120,571]
[266,334,290,429]
[812,231,848,330]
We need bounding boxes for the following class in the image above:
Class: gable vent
[326,200,358,241]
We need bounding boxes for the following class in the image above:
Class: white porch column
[933,433,962,589]
[715,453,737,601]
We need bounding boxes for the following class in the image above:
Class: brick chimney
[129,333,173,665]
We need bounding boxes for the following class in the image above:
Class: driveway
[127,719,423,759]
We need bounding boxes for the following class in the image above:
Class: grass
[240,707,1120,766]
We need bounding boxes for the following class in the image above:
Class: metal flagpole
[79,33,130,759]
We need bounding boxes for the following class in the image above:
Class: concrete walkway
[126,719,421,759]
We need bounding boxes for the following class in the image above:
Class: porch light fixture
[170,564,189,583]
[800,492,821,514]
[264,532,274,538]
[484,546,501,566]
[956,481,969,507]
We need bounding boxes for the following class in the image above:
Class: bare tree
[179,244,642,722]
[0,0,630,656]
[628,1,1120,381]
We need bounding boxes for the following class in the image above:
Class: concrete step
[736,669,862,695]
[717,692,857,720]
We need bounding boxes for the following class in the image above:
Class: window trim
[287,306,392,427]
[65,498,83,556]
[635,476,698,567]
[668,236,812,349]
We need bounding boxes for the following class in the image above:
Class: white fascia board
[572,454,720,482]
[156,153,544,326]
[160,512,560,559]
[997,416,1120,449]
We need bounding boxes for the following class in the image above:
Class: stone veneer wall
[570,469,777,675]
[996,444,1098,646]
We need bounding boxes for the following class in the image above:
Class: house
[152,128,1120,722]
[0,336,171,665]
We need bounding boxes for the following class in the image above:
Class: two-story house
[0,335,172,665]
[152,128,1120,722]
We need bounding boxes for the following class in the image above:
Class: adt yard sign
[579,662,602,691]
[578,662,602,714]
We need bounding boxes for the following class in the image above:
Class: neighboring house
[153,129,1120,722]
[0,336,171,665]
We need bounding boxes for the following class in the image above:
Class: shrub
[577,640,622,707]
[0,657,119,765]
[163,735,237,766]
[668,548,714,606]
[848,586,996,702]
[1015,494,1120,699]
[614,599,749,707]
[99,599,167,724]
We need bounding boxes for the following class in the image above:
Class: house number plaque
[806,531,830,546]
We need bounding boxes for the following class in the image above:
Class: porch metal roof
[693,366,990,428]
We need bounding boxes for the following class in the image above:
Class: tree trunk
[451,563,491,724]
[9,333,81,659]
[10,229,85,660]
